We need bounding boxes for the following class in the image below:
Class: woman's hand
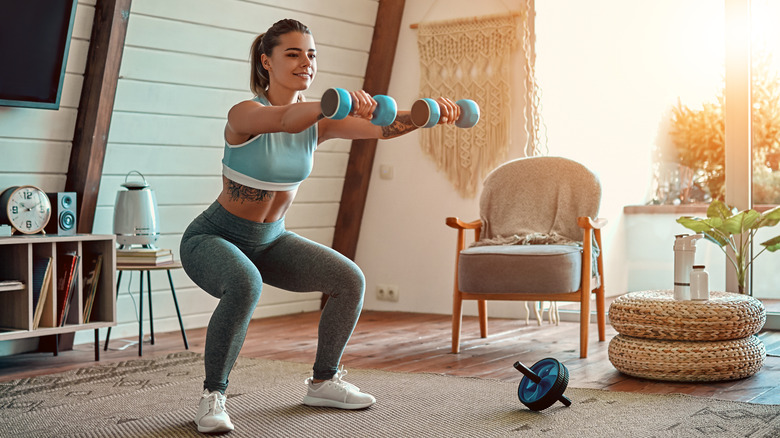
[434,97,460,125]
[348,90,378,121]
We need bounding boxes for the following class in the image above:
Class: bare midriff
[216,176,297,223]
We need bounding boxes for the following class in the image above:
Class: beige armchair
[445,156,607,358]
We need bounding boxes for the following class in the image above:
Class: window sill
[624,204,777,215]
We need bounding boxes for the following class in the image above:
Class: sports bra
[222,95,318,191]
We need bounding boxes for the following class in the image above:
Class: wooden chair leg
[580,291,590,358]
[452,293,464,353]
[523,301,530,325]
[596,287,606,342]
[478,300,488,338]
[534,301,542,326]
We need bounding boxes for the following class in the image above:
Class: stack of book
[116,247,174,266]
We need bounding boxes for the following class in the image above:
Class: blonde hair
[250,19,312,99]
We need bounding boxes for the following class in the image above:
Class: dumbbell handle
[513,361,572,407]
[411,98,480,128]
[320,87,397,126]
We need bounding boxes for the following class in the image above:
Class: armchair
[445,156,607,358]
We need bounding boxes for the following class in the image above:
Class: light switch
[379,164,394,180]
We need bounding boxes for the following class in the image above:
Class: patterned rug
[0,352,778,437]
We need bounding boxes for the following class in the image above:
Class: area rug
[1,352,778,437]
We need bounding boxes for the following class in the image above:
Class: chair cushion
[458,244,582,294]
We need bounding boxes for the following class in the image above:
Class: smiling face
[261,31,317,94]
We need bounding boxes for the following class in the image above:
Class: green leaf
[707,200,734,220]
[761,235,780,252]
[676,216,722,233]
[720,209,761,234]
[756,205,780,229]
[703,231,729,248]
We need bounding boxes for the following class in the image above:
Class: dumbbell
[411,98,480,128]
[514,358,572,411]
[320,87,398,126]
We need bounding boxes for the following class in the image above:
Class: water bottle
[673,234,703,300]
[690,265,709,300]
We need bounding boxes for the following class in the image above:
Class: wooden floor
[1,311,778,404]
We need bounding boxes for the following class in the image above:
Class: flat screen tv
[0,0,78,110]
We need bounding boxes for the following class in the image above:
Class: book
[116,247,174,266]
[0,280,24,292]
[82,254,103,323]
[116,247,170,257]
[56,252,80,327]
[32,257,53,330]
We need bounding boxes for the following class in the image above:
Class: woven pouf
[608,290,767,381]
[609,290,765,341]
[608,334,766,381]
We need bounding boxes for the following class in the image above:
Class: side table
[104,261,189,356]
[608,290,766,381]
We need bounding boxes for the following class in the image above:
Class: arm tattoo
[381,113,418,138]
[226,179,274,203]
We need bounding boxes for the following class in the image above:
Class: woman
[180,18,460,433]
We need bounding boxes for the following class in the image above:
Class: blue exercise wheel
[514,358,572,411]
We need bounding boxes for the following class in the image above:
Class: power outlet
[376,284,399,302]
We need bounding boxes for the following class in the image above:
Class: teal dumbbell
[411,98,480,128]
[320,87,398,126]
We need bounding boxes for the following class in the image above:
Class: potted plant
[677,200,780,294]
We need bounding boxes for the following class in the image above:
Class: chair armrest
[446,217,482,230]
[577,217,608,230]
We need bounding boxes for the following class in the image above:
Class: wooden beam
[331,0,406,261]
[66,0,132,233]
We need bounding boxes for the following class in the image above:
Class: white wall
[356,0,728,318]
[532,0,725,296]
[357,0,532,318]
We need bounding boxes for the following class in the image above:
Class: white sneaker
[195,389,235,434]
[302,367,376,410]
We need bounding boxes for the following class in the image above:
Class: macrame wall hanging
[417,12,524,198]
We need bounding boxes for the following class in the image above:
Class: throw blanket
[471,231,577,247]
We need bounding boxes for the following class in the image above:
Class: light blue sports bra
[222,95,317,191]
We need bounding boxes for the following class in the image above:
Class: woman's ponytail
[249,33,269,98]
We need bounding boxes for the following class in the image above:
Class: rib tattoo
[381,114,417,138]
[226,179,273,203]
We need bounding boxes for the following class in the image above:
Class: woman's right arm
[225,100,322,141]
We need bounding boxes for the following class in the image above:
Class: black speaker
[46,192,77,235]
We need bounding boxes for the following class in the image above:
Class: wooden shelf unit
[0,234,116,343]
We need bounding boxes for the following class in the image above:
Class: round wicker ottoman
[608,290,766,382]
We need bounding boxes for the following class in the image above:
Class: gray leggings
[179,202,365,393]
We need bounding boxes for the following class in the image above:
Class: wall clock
[0,185,52,235]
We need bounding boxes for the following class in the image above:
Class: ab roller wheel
[411,97,480,128]
[321,87,398,126]
[514,358,572,411]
